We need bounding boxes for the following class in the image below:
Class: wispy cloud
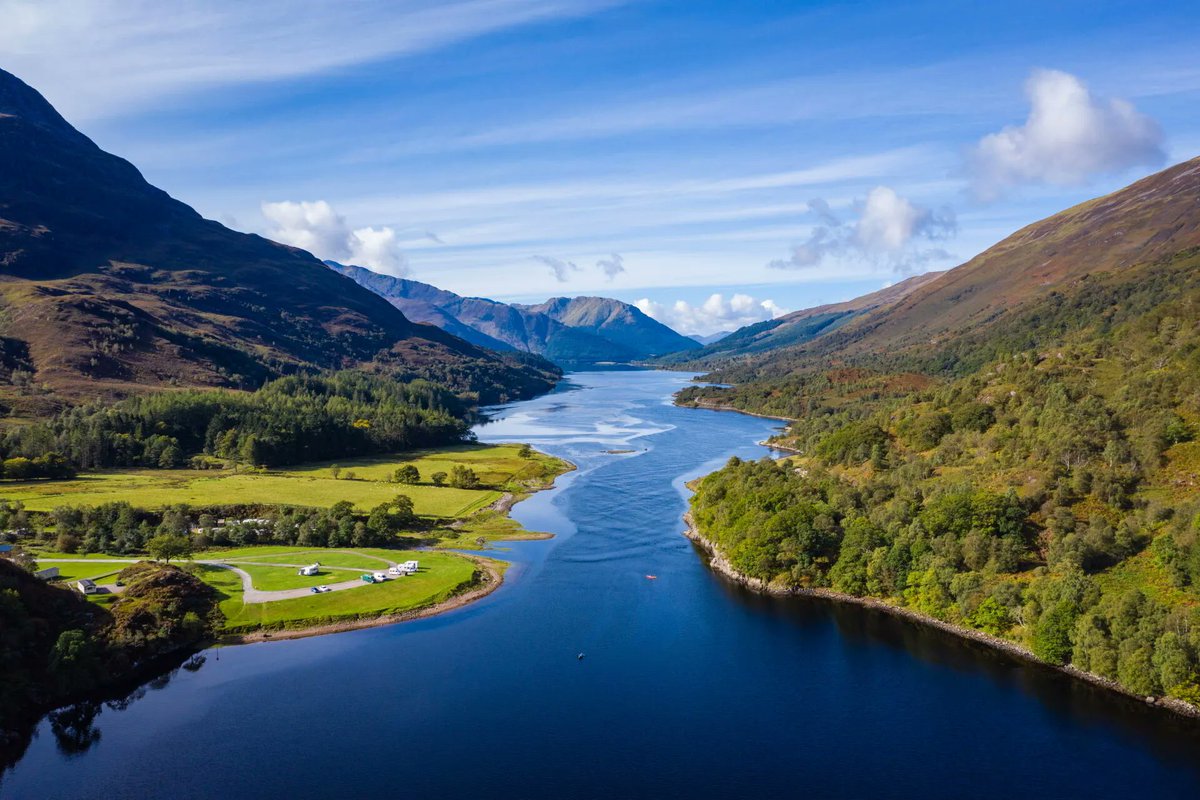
[596,253,625,280]
[533,254,581,282]
[0,0,626,120]
[770,187,956,273]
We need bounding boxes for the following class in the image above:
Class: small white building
[35,566,60,580]
[298,563,320,576]
[77,578,97,595]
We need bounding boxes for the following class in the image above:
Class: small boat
[577,653,585,660]
[645,575,657,580]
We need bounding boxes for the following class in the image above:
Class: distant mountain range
[0,68,558,417]
[329,262,699,367]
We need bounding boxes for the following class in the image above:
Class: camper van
[298,563,320,576]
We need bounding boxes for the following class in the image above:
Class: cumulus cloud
[533,255,580,282]
[769,187,955,272]
[596,252,625,281]
[968,69,1165,200]
[261,200,409,276]
[635,293,788,336]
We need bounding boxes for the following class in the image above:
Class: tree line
[1,370,472,474]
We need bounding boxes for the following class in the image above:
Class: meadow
[0,443,565,517]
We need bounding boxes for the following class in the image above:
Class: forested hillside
[685,166,1200,709]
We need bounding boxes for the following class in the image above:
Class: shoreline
[676,398,797,423]
[222,446,575,644]
[681,512,1200,721]
[220,555,505,645]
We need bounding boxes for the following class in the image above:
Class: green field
[203,550,481,632]
[0,443,565,517]
[38,560,125,583]
[32,546,488,632]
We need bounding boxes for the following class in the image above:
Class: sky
[3,0,1199,335]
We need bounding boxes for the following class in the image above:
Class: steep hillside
[660,271,944,366]
[0,69,556,416]
[518,296,700,360]
[683,163,1200,712]
[330,262,655,366]
[703,157,1200,385]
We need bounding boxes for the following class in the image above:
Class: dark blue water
[4,371,1200,799]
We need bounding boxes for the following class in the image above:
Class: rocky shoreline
[682,512,1200,720]
[678,398,796,423]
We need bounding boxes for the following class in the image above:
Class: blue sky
[3,0,1199,334]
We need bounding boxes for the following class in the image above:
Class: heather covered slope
[701,157,1200,385]
[0,69,556,416]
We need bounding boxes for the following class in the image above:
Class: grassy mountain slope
[0,69,556,417]
[702,157,1200,386]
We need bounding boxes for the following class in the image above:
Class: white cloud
[596,253,625,280]
[261,200,409,276]
[635,293,788,336]
[532,255,580,282]
[968,69,1165,200]
[769,187,955,272]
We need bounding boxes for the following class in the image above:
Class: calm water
[5,370,1200,799]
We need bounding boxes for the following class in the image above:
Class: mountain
[660,271,944,366]
[690,331,731,345]
[516,296,700,360]
[690,157,1200,385]
[679,158,1200,710]
[330,262,696,366]
[0,69,557,416]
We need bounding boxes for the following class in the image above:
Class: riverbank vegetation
[686,252,1200,710]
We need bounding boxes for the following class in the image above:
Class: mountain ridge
[330,262,698,366]
[0,68,558,415]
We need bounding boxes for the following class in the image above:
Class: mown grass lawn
[38,560,128,582]
[232,563,368,591]
[195,546,408,568]
[200,550,481,632]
